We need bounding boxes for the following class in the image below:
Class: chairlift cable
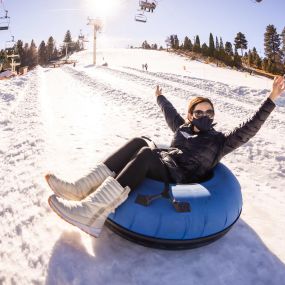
[0,0,8,15]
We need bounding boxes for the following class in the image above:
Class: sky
[0,0,285,56]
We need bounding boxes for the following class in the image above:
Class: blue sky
[0,0,285,56]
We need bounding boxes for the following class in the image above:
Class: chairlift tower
[7,51,20,73]
[87,18,102,65]
[62,42,70,61]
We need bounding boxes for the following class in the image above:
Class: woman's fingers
[155,85,162,96]
[273,76,284,90]
[278,76,284,83]
[274,76,281,84]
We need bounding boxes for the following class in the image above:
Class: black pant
[103,137,168,192]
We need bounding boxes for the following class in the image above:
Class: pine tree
[215,36,219,51]
[173,35,180,49]
[183,36,192,51]
[264,25,281,62]
[264,24,284,73]
[63,30,73,54]
[0,50,6,70]
[243,51,248,64]
[233,51,242,68]
[251,47,262,68]
[219,37,224,50]
[165,37,171,50]
[255,54,262,69]
[267,60,274,73]
[53,47,59,59]
[193,35,201,53]
[28,40,38,68]
[234,32,248,56]
[15,40,24,67]
[23,43,29,67]
[152,43,158,50]
[1,48,10,70]
[169,35,175,49]
[264,25,282,65]
[47,36,55,61]
[214,36,220,60]
[64,30,72,43]
[38,41,48,65]
[248,50,253,66]
[225,42,233,55]
[262,58,269,71]
[75,40,81,52]
[218,37,225,61]
[281,27,285,62]
[142,40,151,49]
[201,43,208,56]
[208,33,215,57]
[224,48,234,67]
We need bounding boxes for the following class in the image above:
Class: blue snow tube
[105,163,242,249]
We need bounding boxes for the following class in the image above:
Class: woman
[46,76,285,237]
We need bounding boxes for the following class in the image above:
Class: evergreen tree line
[0,30,83,70]
[164,24,285,75]
[141,40,163,50]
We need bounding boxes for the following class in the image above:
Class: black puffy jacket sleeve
[221,98,276,156]
[157,95,185,132]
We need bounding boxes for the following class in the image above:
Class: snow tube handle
[135,186,191,213]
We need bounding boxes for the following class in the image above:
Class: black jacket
[157,95,276,183]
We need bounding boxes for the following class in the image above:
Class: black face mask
[191,116,215,132]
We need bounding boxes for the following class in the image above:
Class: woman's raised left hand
[155,85,162,97]
[269,75,285,102]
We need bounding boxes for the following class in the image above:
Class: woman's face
[188,102,215,122]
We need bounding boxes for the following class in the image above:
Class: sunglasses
[192,109,215,119]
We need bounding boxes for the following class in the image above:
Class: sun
[84,0,121,19]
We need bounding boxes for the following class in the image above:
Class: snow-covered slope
[0,49,284,285]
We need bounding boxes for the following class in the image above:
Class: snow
[1,48,285,285]
[0,70,16,79]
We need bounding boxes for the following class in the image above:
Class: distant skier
[145,63,148,71]
[45,76,285,238]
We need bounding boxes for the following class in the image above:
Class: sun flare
[85,0,121,19]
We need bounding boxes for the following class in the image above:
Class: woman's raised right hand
[155,85,162,97]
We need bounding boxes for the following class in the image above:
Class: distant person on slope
[45,76,285,238]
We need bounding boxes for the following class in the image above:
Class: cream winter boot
[45,163,115,201]
[48,176,130,237]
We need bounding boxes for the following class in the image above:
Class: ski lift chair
[5,47,14,54]
[79,35,89,42]
[5,36,15,51]
[78,29,85,41]
[139,1,157,12]
[0,10,10,30]
[135,13,147,23]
